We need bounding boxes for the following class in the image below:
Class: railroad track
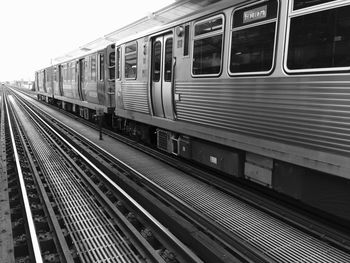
[8,87,350,262]
[19,88,350,242]
[2,87,203,262]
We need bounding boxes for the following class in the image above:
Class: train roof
[36,43,115,72]
[51,0,224,64]
[114,0,234,45]
[37,0,226,72]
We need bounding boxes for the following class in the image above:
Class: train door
[43,70,47,93]
[78,59,85,100]
[151,33,175,119]
[58,65,63,96]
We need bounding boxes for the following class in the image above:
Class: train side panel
[61,61,79,100]
[115,0,350,221]
[44,66,54,98]
[104,44,116,112]
[117,39,150,115]
[81,53,99,104]
[37,44,116,121]
[35,70,46,94]
[53,65,61,96]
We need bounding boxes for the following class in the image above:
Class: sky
[0,0,174,81]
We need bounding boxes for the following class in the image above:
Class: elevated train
[36,44,116,119]
[36,0,350,222]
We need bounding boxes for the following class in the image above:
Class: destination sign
[243,5,267,24]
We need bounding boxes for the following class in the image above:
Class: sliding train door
[77,59,85,101]
[151,33,175,119]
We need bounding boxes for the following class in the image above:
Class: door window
[164,38,173,82]
[125,42,137,79]
[152,41,161,82]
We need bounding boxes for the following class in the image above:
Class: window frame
[151,40,162,83]
[98,53,104,81]
[164,37,173,82]
[284,1,350,74]
[228,0,279,77]
[70,62,75,82]
[124,41,138,80]
[91,54,97,81]
[116,47,121,80]
[53,66,57,82]
[183,24,190,57]
[191,13,225,78]
[292,0,337,11]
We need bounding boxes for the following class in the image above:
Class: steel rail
[13,88,350,262]
[4,93,43,263]
[15,87,350,263]
[10,91,143,262]
[9,96,76,262]
[11,88,267,262]
[12,87,204,263]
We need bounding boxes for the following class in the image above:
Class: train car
[114,0,350,221]
[35,69,46,96]
[35,44,115,120]
[35,66,54,102]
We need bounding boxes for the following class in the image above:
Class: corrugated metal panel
[105,0,221,42]
[121,82,150,113]
[175,79,350,156]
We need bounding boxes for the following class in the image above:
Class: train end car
[35,66,54,102]
[36,44,116,122]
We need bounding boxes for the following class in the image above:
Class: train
[35,0,350,222]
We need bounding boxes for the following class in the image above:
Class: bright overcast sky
[0,0,174,81]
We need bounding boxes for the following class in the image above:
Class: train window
[164,38,173,82]
[67,64,70,82]
[195,16,223,36]
[70,63,74,82]
[125,42,137,79]
[54,67,57,82]
[47,69,52,82]
[286,3,350,72]
[116,48,120,80]
[46,70,49,82]
[192,15,224,76]
[99,54,104,81]
[229,0,278,75]
[110,52,115,67]
[91,55,96,81]
[109,52,116,80]
[72,63,76,82]
[62,65,66,82]
[68,64,71,81]
[184,25,189,56]
[152,41,161,82]
[293,0,337,10]
[85,60,89,81]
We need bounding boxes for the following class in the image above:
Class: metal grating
[12,101,142,263]
[157,129,170,152]
[153,173,350,262]
[122,154,350,263]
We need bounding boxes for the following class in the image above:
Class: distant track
[6,87,204,263]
